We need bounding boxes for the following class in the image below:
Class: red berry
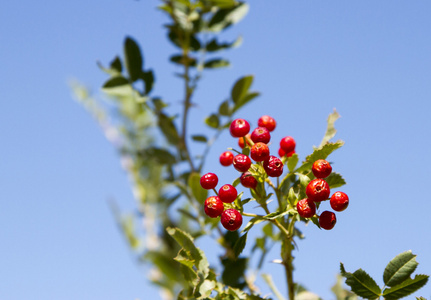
[219,151,234,166]
[319,211,336,230]
[238,134,252,149]
[257,115,276,132]
[263,155,284,177]
[296,198,316,218]
[204,196,224,218]
[230,119,250,138]
[221,209,243,231]
[200,173,218,190]
[306,178,330,202]
[250,142,270,162]
[330,191,349,212]
[233,154,252,172]
[218,184,238,203]
[240,172,258,189]
[312,159,332,178]
[251,127,271,144]
[278,148,296,158]
[280,136,296,153]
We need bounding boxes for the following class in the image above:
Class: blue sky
[1,1,431,299]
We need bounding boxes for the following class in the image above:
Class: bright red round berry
[230,119,250,138]
[204,196,224,218]
[280,136,296,153]
[296,198,316,218]
[278,148,296,158]
[319,211,336,230]
[312,159,332,179]
[240,172,258,189]
[221,209,243,231]
[218,184,238,203]
[219,151,234,166]
[263,155,284,177]
[233,154,252,172]
[306,178,330,202]
[238,134,252,149]
[330,191,349,212]
[250,142,270,162]
[251,127,271,144]
[257,115,276,132]
[200,173,218,190]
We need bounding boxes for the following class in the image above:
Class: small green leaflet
[233,232,248,258]
[296,141,344,173]
[340,263,381,299]
[319,109,340,148]
[383,250,419,287]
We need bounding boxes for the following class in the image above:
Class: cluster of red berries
[297,159,349,230]
[200,172,243,231]
[219,116,296,181]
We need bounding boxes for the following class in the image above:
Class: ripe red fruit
[296,198,316,218]
[233,154,252,172]
[330,191,349,212]
[257,115,276,132]
[238,134,252,149]
[230,119,250,138]
[204,196,224,218]
[306,178,330,202]
[250,142,270,162]
[219,151,234,166]
[240,172,258,189]
[251,127,271,144]
[263,155,284,177]
[312,159,332,178]
[221,209,243,231]
[278,148,296,158]
[319,211,336,230]
[218,184,238,203]
[280,136,296,153]
[200,173,218,190]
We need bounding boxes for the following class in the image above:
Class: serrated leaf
[233,232,247,258]
[383,251,419,287]
[191,135,208,143]
[199,279,216,298]
[205,113,220,128]
[231,75,253,104]
[242,217,264,232]
[383,274,429,299]
[204,58,230,69]
[319,109,341,147]
[340,263,381,299]
[297,173,311,189]
[325,172,346,189]
[287,153,299,173]
[296,141,344,173]
[124,37,143,82]
[188,172,208,204]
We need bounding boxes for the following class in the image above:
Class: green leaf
[262,273,286,300]
[205,36,243,52]
[319,109,341,148]
[263,210,291,220]
[191,135,208,143]
[340,263,381,299]
[296,141,344,173]
[218,100,231,116]
[102,76,129,88]
[168,30,201,51]
[158,113,180,145]
[141,69,154,95]
[204,58,230,69]
[231,75,253,104]
[325,172,346,189]
[287,153,299,173]
[208,3,249,32]
[233,232,248,258]
[242,217,264,232]
[188,172,208,204]
[205,113,220,128]
[298,173,311,189]
[170,54,197,67]
[232,91,260,113]
[383,251,419,287]
[141,147,176,165]
[208,0,237,9]
[124,37,143,82]
[110,56,122,73]
[198,279,216,298]
[222,257,248,290]
[383,275,429,299]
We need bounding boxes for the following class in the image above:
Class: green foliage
[341,251,429,300]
